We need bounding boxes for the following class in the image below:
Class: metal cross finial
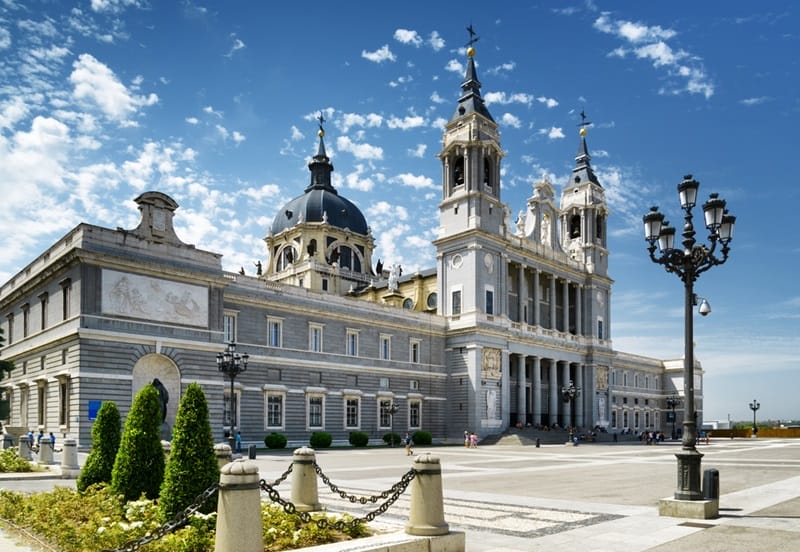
[465,24,480,48]
[317,112,326,131]
[578,109,592,128]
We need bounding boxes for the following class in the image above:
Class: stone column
[548,360,558,426]
[406,453,449,536]
[575,365,585,428]
[563,279,570,333]
[575,285,583,336]
[549,277,557,330]
[518,265,527,324]
[290,447,320,512]
[516,354,526,425]
[532,269,540,327]
[215,459,263,552]
[60,438,80,479]
[532,356,541,426]
[561,361,571,427]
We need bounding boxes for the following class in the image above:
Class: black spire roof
[570,111,601,187]
[450,29,494,123]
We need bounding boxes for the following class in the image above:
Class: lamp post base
[674,448,704,501]
[658,497,719,519]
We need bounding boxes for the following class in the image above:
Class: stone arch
[132,353,181,439]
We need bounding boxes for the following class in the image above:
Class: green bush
[309,431,332,448]
[0,448,33,472]
[264,432,287,449]
[78,401,121,492]
[412,430,432,445]
[111,383,165,501]
[382,432,401,446]
[159,382,219,521]
[348,431,369,447]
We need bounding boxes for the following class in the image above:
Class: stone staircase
[480,428,640,446]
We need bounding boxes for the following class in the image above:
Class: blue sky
[0,1,797,422]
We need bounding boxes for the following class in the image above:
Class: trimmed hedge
[310,431,332,448]
[264,432,287,449]
[77,401,121,492]
[159,382,219,520]
[382,432,401,446]
[348,431,369,447]
[412,430,432,445]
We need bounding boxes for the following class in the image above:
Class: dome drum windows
[325,242,363,273]
[275,246,297,272]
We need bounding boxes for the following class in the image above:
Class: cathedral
[0,42,699,448]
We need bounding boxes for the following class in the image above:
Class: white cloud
[394,29,422,47]
[428,31,445,51]
[0,97,29,130]
[488,61,516,75]
[408,144,427,158]
[203,105,223,118]
[232,131,245,143]
[594,12,714,99]
[445,59,463,74]
[392,173,435,190]
[339,112,383,133]
[241,184,281,201]
[0,28,11,50]
[185,117,199,125]
[70,54,158,124]
[537,96,559,108]
[90,0,143,13]
[539,126,565,139]
[362,45,396,63]
[430,91,446,104]
[500,113,521,128]
[344,164,374,192]
[386,114,426,130]
[336,136,383,160]
[484,91,534,106]
[226,35,245,57]
[740,96,771,106]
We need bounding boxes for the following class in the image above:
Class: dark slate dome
[271,188,368,235]
[270,125,369,236]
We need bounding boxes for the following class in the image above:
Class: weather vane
[578,109,592,129]
[317,112,325,131]
[465,24,480,49]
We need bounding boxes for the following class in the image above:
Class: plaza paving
[1,437,799,550]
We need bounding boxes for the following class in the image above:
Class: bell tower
[559,112,609,277]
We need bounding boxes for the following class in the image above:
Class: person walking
[464,430,470,448]
[404,432,413,456]
[235,431,242,453]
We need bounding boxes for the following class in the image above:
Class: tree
[111,384,165,501]
[77,401,122,492]
[159,382,219,520]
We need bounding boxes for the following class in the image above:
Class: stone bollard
[61,438,80,479]
[215,443,232,469]
[38,440,54,464]
[18,436,33,461]
[215,459,264,552]
[406,453,449,536]
[290,447,320,512]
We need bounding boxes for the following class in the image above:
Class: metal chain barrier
[104,482,219,552]
[269,462,293,487]
[313,460,412,505]
[260,467,416,529]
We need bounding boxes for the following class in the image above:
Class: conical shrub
[159,382,219,520]
[111,383,165,501]
[77,401,121,492]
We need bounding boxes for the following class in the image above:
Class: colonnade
[511,354,590,429]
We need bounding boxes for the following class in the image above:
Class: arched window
[483,156,492,188]
[276,246,297,271]
[569,214,581,238]
[596,214,604,240]
[453,156,465,185]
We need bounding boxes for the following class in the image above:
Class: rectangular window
[309,324,323,352]
[410,380,419,390]
[308,396,324,428]
[345,398,360,429]
[223,313,237,343]
[5,314,12,344]
[611,410,617,428]
[380,334,391,360]
[346,330,358,356]
[266,394,283,428]
[410,339,421,363]
[268,318,283,347]
[452,290,462,316]
[485,289,494,315]
[379,399,392,429]
[322,278,328,292]
[39,292,49,330]
[37,385,46,426]
[634,411,640,428]
[409,400,421,429]
[58,379,69,426]
[597,319,604,340]
[60,278,72,321]
[22,304,30,338]
[379,377,389,389]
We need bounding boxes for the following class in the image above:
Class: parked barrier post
[215,459,263,552]
[38,440,54,464]
[60,438,80,479]
[290,447,320,512]
[18,436,32,461]
[214,442,232,469]
[406,453,449,536]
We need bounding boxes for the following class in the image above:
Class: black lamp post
[561,380,581,437]
[386,403,399,446]
[643,174,735,501]
[216,342,249,451]
[749,399,760,436]
[665,395,681,440]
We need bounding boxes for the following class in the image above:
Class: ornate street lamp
[665,395,681,440]
[643,174,735,501]
[216,342,249,451]
[561,380,581,436]
[386,403,399,446]
[749,399,760,436]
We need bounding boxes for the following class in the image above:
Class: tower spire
[306,112,336,193]
[571,110,599,186]
[450,25,494,123]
